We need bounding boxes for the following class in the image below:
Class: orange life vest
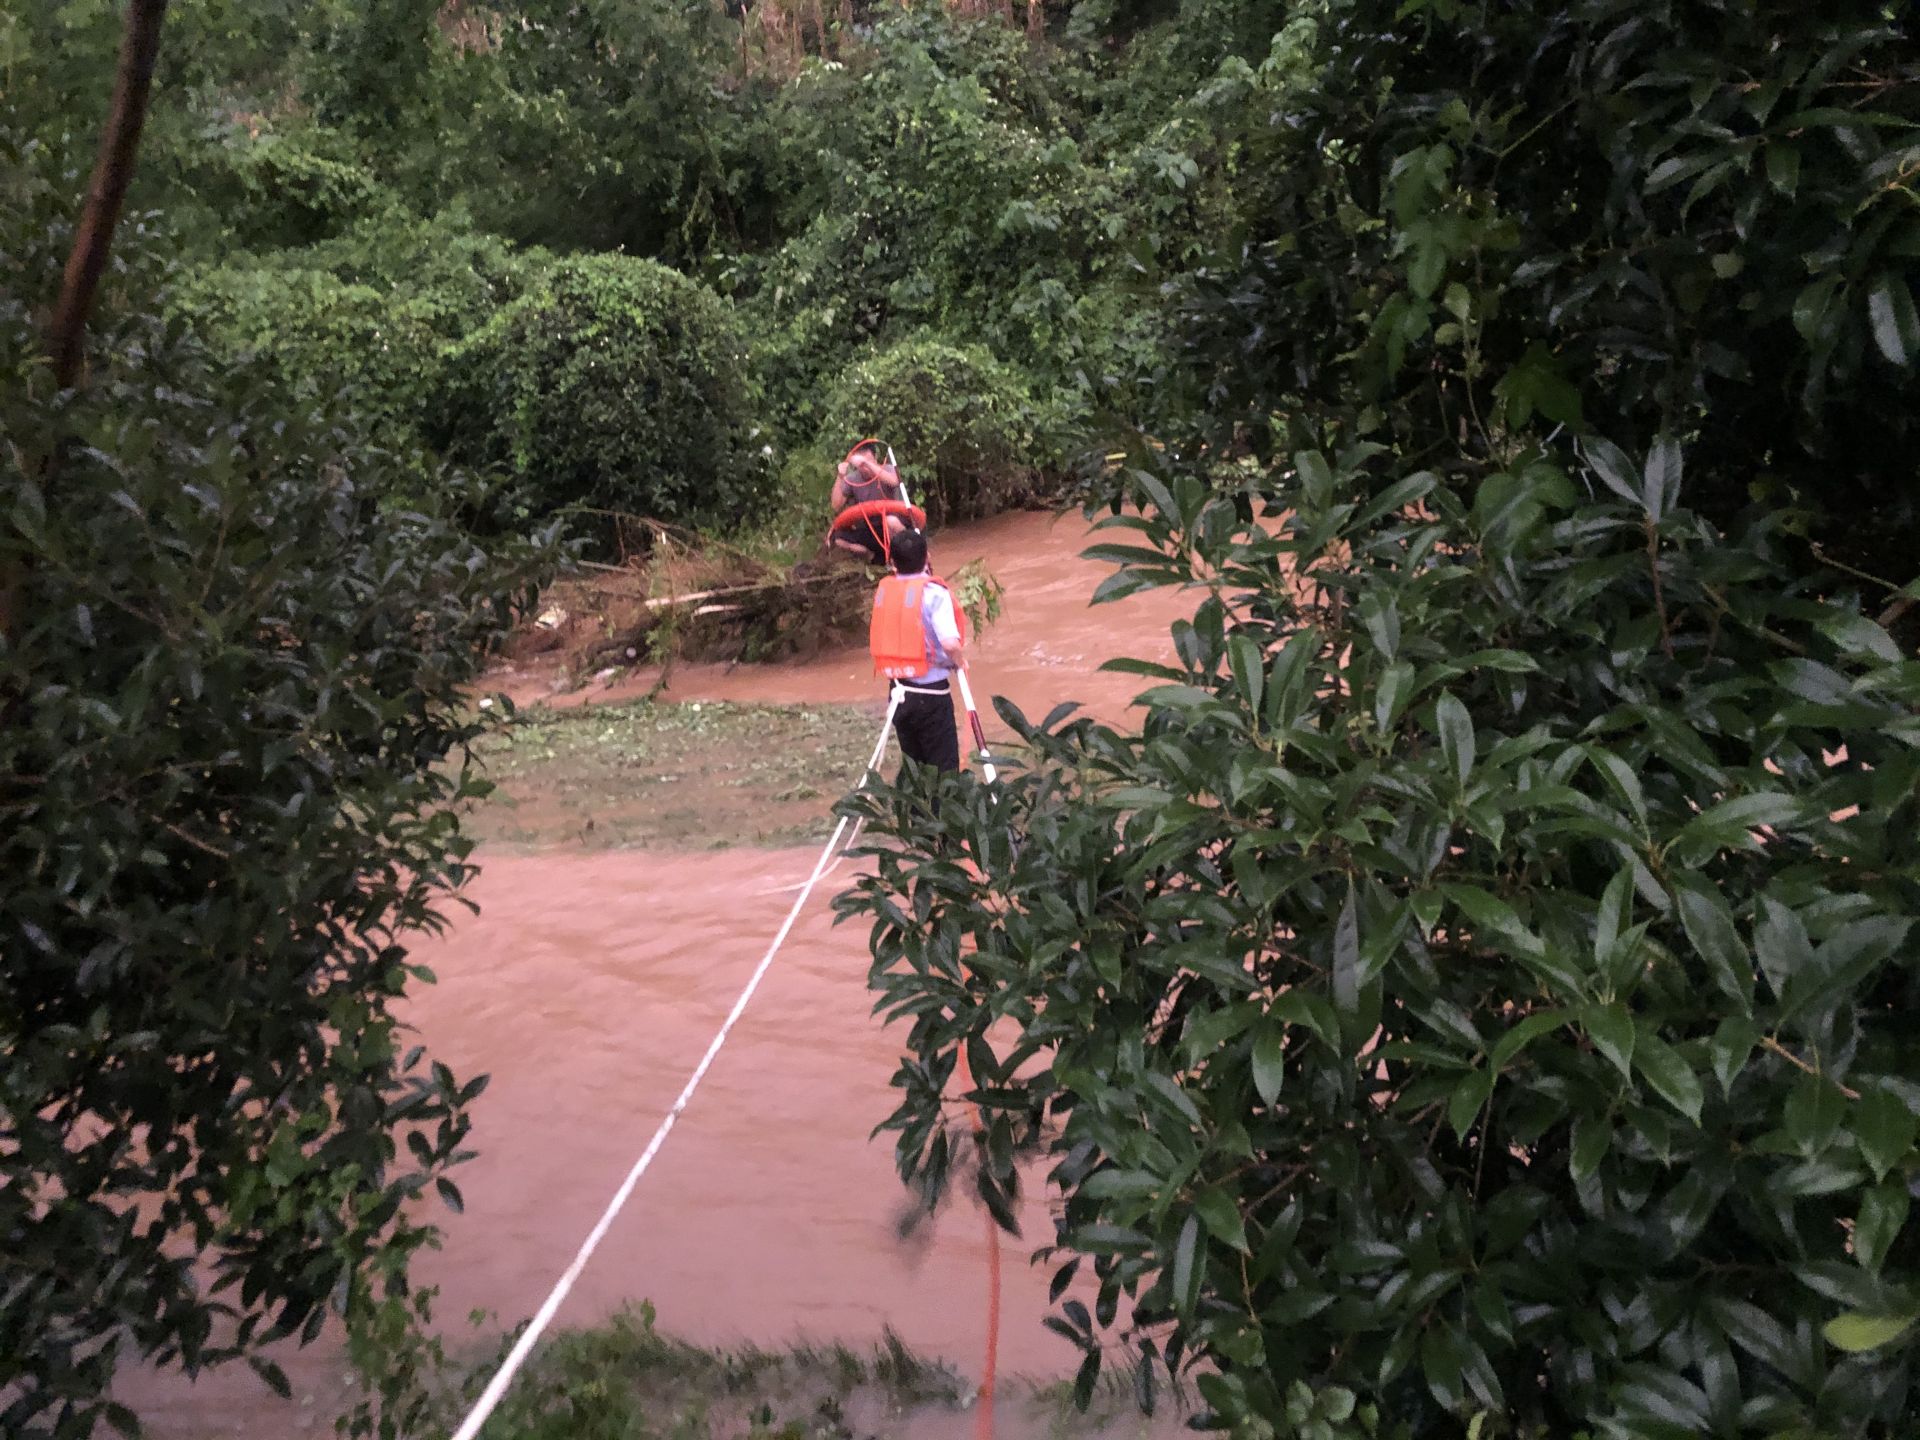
[870,574,966,679]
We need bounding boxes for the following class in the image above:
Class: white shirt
[905,572,961,684]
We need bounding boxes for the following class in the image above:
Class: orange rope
[977,1194,1002,1440]
[945,777,1000,1438]
[955,1037,1001,1440]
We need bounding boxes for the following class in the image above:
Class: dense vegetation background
[5,0,1919,1436]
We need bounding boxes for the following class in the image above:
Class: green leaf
[1583,436,1641,507]
[1854,1183,1909,1275]
[1818,609,1902,663]
[1672,876,1754,1012]
[1132,469,1179,522]
[1634,1030,1704,1124]
[1708,1017,1761,1096]
[1251,1023,1286,1107]
[1331,883,1362,1014]
[1227,633,1265,715]
[1420,1321,1466,1409]
[1490,1008,1571,1071]
[1352,471,1437,529]
[1754,898,1814,1000]
[1081,1169,1161,1201]
[1765,141,1800,195]
[1442,885,1548,965]
[1785,1074,1846,1154]
[249,1356,292,1399]
[1823,1311,1918,1353]
[1794,273,1845,345]
[1295,450,1335,510]
[1583,1003,1636,1081]
[1867,272,1919,367]
[1450,1067,1494,1140]
[1361,593,1402,660]
[1173,945,1259,994]
[1586,747,1648,833]
[1171,1212,1202,1315]
[1182,1000,1255,1062]
[1375,660,1415,733]
[1144,1071,1203,1128]
[1593,866,1636,976]
[1194,1188,1250,1254]
[1854,1089,1919,1183]
[1408,239,1446,298]
[1435,692,1474,787]
[1673,792,1807,854]
[1073,1350,1101,1410]
[1571,1113,1611,1181]
[1643,436,1682,522]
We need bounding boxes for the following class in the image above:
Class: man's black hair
[891,527,929,574]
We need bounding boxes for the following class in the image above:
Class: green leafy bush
[1174,0,1920,592]
[438,253,769,534]
[430,0,778,264]
[841,1,1920,1436]
[172,263,446,452]
[738,14,1127,445]
[168,119,396,249]
[845,439,1920,1439]
[1,132,554,1436]
[171,212,537,487]
[814,335,1045,524]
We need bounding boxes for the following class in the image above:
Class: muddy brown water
[119,512,1197,1436]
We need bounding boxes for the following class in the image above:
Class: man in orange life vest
[868,527,965,775]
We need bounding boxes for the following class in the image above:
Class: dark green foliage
[437,253,769,535]
[171,265,441,457]
[738,12,1140,450]
[815,336,1045,524]
[842,1,1920,1436]
[1173,0,1920,589]
[845,440,1920,1440]
[171,212,537,482]
[166,122,395,250]
[432,0,778,264]
[1,135,554,1436]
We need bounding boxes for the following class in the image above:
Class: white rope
[448,691,902,1440]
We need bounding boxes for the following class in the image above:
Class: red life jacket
[870,574,966,679]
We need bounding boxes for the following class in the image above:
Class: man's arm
[930,588,966,668]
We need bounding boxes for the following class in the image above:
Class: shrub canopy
[438,253,768,535]
[1,132,552,1437]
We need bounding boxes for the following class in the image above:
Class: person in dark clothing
[868,527,964,776]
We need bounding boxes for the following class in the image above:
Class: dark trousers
[892,683,960,773]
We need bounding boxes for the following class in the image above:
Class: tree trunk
[47,0,171,392]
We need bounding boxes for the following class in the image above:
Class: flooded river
[123,510,1194,1437]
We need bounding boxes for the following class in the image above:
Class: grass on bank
[430,1304,1179,1440]
[467,698,888,850]
[447,1307,964,1440]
